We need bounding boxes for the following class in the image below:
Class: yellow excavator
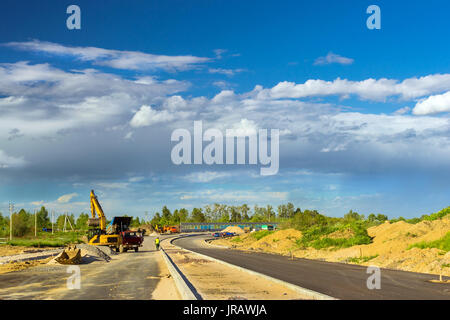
[87,190,125,252]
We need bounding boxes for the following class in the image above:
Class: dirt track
[0,236,180,300]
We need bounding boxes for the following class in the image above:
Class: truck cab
[120,230,144,252]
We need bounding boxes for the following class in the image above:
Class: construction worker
[155,237,160,251]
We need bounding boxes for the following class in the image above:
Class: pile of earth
[48,244,114,265]
[221,226,245,234]
[248,229,302,253]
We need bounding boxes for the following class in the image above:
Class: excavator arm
[88,190,106,231]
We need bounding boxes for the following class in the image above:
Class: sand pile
[249,229,302,253]
[221,226,245,234]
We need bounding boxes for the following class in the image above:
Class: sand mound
[221,226,245,234]
[249,229,302,253]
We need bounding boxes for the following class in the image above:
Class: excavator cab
[87,228,102,242]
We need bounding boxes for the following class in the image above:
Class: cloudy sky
[0,0,449,219]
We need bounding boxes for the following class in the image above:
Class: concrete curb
[171,235,338,300]
[160,246,198,300]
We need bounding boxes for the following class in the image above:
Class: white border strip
[171,235,338,300]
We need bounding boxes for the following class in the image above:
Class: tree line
[0,203,390,237]
[149,203,389,227]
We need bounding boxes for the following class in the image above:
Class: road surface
[173,234,450,300]
[0,235,178,300]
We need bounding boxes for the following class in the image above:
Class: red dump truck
[120,230,144,252]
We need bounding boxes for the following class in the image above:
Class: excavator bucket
[55,245,82,264]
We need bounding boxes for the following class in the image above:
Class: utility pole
[35,209,37,237]
[63,213,67,232]
[9,202,13,241]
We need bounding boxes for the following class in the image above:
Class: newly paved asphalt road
[173,234,450,300]
[0,235,172,300]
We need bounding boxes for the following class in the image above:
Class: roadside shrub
[296,222,372,250]
[251,230,273,240]
[408,231,450,252]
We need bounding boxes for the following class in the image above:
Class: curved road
[173,234,450,300]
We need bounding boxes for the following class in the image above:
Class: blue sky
[0,0,449,219]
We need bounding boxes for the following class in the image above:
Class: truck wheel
[124,248,128,252]
[115,247,119,253]
[119,244,124,253]
[134,247,139,252]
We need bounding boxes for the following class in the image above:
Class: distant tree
[203,205,212,222]
[266,205,275,221]
[0,213,8,236]
[159,206,172,226]
[162,206,171,219]
[76,213,89,230]
[376,214,388,222]
[277,204,287,219]
[36,206,50,229]
[241,204,250,221]
[230,206,242,222]
[191,208,206,222]
[344,210,363,222]
[131,216,141,227]
[286,203,295,219]
[151,212,161,226]
[178,208,189,223]
[172,209,180,224]
[291,209,327,231]
[367,213,377,222]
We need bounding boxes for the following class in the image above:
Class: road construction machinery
[164,225,180,234]
[120,230,144,252]
[87,190,125,252]
[55,245,82,264]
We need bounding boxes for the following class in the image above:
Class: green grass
[408,231,450,252]
[347,255,379,264]
[3,231,84,247]
[230,237,242,243]
[295,222,372,250]
[392,207,450,224]
[250,230,274,240]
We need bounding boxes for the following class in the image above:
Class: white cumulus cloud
[413,91,450,115]
[130,105,175,128]
[314,52,354,65]
[57,193,78,203]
